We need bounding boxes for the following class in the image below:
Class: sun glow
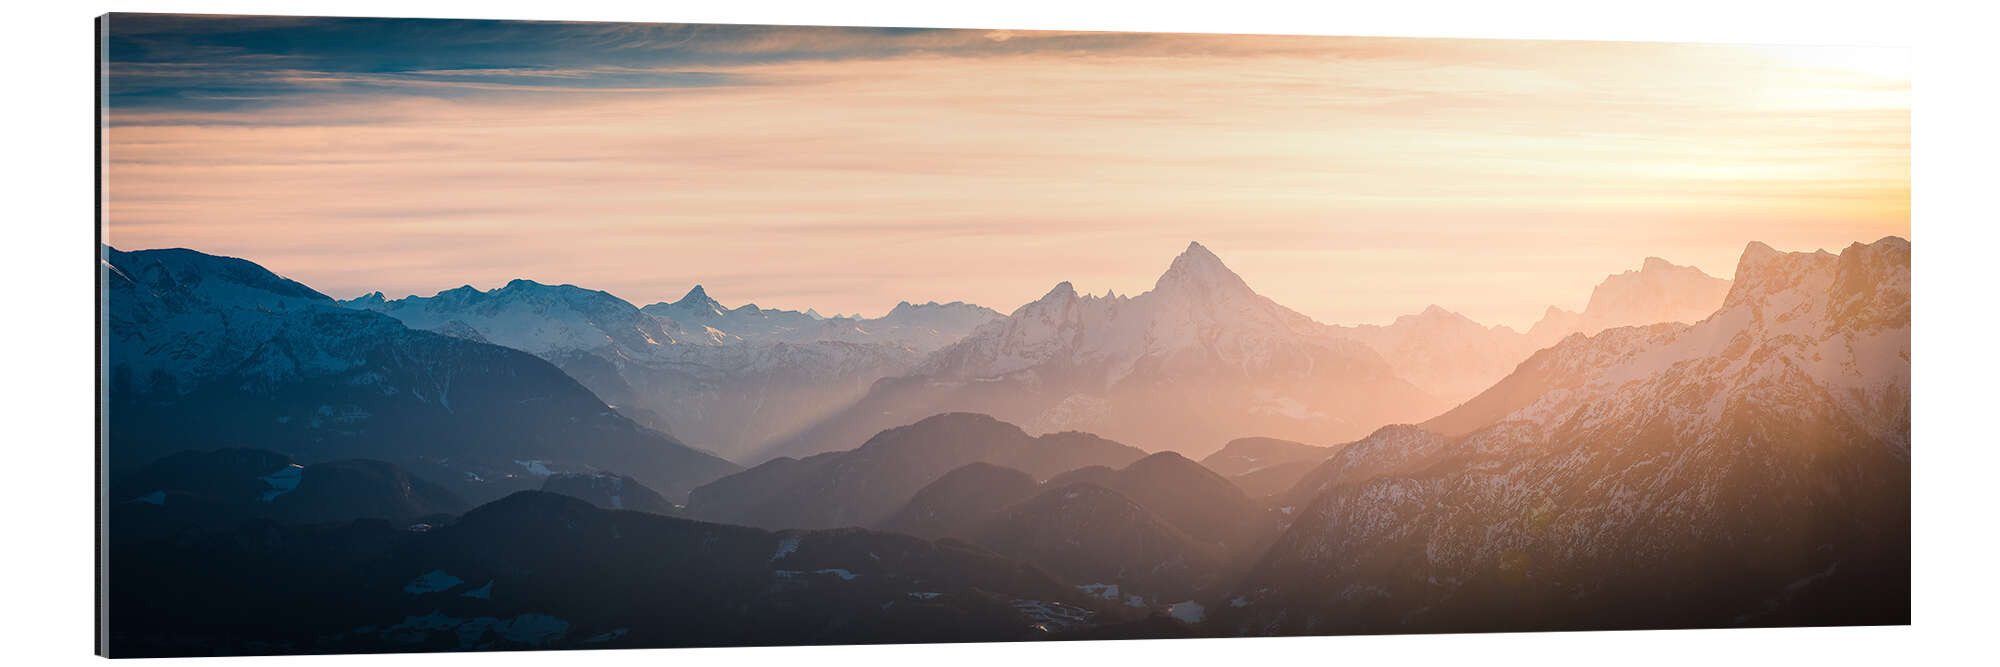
[103,23,1908,330]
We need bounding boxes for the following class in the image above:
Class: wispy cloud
[101,15,1908,326]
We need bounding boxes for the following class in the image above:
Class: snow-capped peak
[835,241,1440,458]
[348,291,389,306]
[1151,241,1253,299]
[106,245,331,309]
[343,279,670,358]
[921,241,1388,388]
[672,284,726,314]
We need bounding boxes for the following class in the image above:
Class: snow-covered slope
[640,285,804,345]
[774,243,1445,460]
[852,300,1006,351]
[1433,238,1906,448]
[918,243,1353,385]
[347,280,679,358]
[105,246,740,503]
[1223,237,1909,634]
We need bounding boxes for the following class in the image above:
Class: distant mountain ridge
[1524,256,1734,345]
[1333,256,1733,407]
[772,243,1446,461]
[638,285,1001,350]
[344,243,1736,464]
[347,280,1000,459]
[104,246,739,504]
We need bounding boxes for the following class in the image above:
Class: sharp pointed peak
[1154,240,1251,296]
[1175,241,1223,265]
[1640,256,1676,271]
[677,284,716,305]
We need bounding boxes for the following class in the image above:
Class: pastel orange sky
[102,17,1908,328]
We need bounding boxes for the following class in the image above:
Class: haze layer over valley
[322,241,1739,464]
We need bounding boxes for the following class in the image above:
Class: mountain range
[770,243,1736,461]
[312,241,1742,467]
[1332,255,1733,406]
[345,281,999,460]
[1219,236,1910,633]
[103,247,739,503]
[99,234,1906,655]
[769,243,1446,461]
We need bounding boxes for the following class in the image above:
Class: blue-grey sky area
[105,15,1244,114]
[102,14,1908,327]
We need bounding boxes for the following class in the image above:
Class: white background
[4,0,1992,664]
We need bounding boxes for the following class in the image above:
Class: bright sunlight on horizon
[101,17,1908,328]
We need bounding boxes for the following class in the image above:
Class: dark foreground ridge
[106,491,1186,656]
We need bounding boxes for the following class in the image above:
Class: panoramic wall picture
[96,13,1910,658]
